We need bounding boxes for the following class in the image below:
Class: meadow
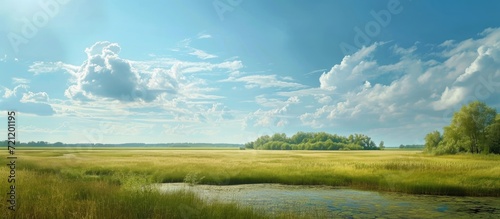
[1,148,499,218]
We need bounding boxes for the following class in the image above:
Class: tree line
[0,141,243,148]
[399,144,424,149]
[245,132,383,150]
[1,141,64,146]
[425,101,500,154]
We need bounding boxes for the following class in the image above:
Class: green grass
[1,148,499,218]
[7,149,500,196]
[0,168,273,219]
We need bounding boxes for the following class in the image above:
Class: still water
[159,183,499,218]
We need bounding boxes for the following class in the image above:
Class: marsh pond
[160,183,499,218]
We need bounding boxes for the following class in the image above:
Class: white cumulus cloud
[288,27,500,144]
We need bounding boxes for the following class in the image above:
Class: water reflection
[159,183,500,218]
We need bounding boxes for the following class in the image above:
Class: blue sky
[1,0,500,146]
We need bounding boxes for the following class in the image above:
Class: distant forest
[245,132,383,150]
[399,144,424,149]
[1,141,242,147]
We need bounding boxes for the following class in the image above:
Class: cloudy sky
[1,0,500,146]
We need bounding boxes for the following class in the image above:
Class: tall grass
[9,149,500,196]
[1,149,499,218]
[0,166,271,219]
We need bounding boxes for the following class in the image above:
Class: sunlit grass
[0,166,271,219]
[7,149,500,196]
[0,148,499,218]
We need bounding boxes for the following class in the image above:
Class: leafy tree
[248,131,380,151]
[325,139,334,150]
[281,143,292,150]
[448,101,496,153]
[345,143,362,150]
[424,131,442,153]
[353,134,377,150]
[244,142,254,149]
[424,101,498,155]
[290,131,308,144]
[313,132,330,143]
[254,135,271,149]
[486,114,500,154]
[271,133,287,142]
[440,125,468,154]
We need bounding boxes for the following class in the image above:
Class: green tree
[424,131,442,153]
[325,139,334,150]
[486,114,500,154]
[247,132,384,151]
[244,142,254,149]
[448,101,496,153]
[290,131,308,144]
[254,135,271,149]
[439,125,466,154]
[271,133,287,142]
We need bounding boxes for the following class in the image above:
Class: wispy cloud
[28,61,79,76]
[12,77,30,84]
[305,68,328,76]
[189,48,218,60]
[222,75,307,89]
[174,34,218,60]
[197,33,212,39]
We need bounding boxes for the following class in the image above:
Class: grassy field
[1,148,499,218]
